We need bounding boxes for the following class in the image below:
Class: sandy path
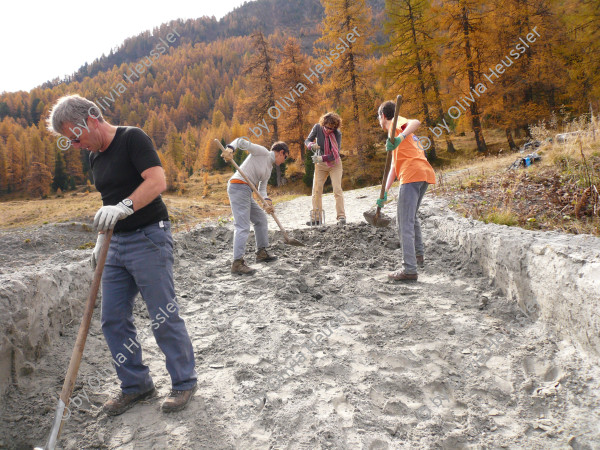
[1,187,599,449]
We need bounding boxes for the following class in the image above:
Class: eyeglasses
[324,126,335,131]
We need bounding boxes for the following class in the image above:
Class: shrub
[483,209,519,226]
[303,151,314,187]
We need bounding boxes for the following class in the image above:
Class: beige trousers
[311,160,346,220]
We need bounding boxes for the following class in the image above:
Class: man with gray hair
[47,94,197,415]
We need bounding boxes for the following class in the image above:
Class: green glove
[376,191,388,208]
[386,134,405,151]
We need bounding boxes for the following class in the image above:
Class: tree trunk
[444,135,456,153]
[408,1,436,161]
[505,128,518,151]
[343,2,363,165]
[255,32,282,185]
[461,5,487,152]
[430,68,456,153]
[297,103,305,159]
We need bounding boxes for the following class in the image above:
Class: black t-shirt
[90,126,168,232]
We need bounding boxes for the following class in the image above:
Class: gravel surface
[1,187,598,449]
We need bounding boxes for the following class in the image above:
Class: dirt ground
[0,222,96,273]
[1,187,599,449]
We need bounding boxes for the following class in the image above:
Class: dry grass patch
[434,116,600,235]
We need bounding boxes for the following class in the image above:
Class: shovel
[35,230,112,450]
[214,139,304,247]
[364,94,403,227]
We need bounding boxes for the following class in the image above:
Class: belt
[114,220,169,234]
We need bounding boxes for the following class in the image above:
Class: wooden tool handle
[376,95,403,215]
[57,229,112,436]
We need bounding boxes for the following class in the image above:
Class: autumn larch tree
[275,37,318,161]
[6,135,23,192]
[26,162,52,198]
[485,0,562,146]
[64,147,85,188]
[318,0,374,166]
[243,31,280,142]
[383,0,450,160]
[0,141,7,193]
[242,31,283,184]
[442,0,488,152]
[558,0,600,111]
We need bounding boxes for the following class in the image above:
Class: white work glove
[91,233,106,270]
[222,146,234,162]
[93,201,134,231]
[311,155,323,164]
[263,198,275,215]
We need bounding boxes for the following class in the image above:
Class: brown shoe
[256,248,277,263]
[416,255,424,268]
[231,258,256,275]
[161,385,198,413]
[102,386,156,416]
[388,271,418,282]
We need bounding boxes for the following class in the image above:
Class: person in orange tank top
[376,100,436,281]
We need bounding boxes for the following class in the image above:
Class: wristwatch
[122,198,134,209]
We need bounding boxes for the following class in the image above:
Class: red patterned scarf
[323,127,340,167]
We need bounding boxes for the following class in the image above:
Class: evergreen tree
[269,160,287,186]
[52,150,69,192]
[214,138,229,170]
[232,147,249,170]
[303,149,315,187]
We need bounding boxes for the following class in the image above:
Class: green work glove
[376,191,388,208]
[386,134,405,152]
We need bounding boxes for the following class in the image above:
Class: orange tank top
[392,122,436,185]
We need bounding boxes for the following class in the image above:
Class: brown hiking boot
[416,255,424,268]
[231,258,256,275]
[161,385,198,413]
[388,271,418,282]
[102,386,156,416]
[256,248,277,263]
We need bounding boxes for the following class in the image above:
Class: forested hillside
[0,0,597,198]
